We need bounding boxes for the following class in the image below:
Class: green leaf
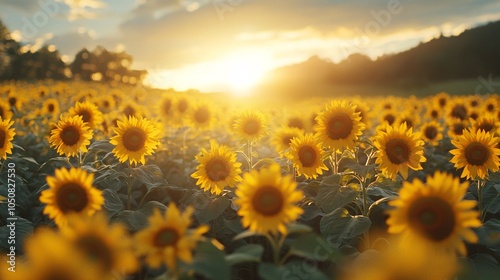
[342,158,376,178]
[138,201,167,217]
[132,164,165,189]
[258,261,330,280]
[477,219,500,247]
[193,240,229,280]
[233,230,263,241]
[286,223,313,235]
[288,233,341,261]
[112,210,148,231]
[102,189,124,214]
[320,208,371,245]
[225,244,264,265]
[195,196,230,224]
[481,183,500,214]
[316,175,358,213]
[0,217,33,253]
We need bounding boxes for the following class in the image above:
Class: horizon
[1,0,500,94]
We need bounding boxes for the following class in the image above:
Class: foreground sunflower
[60,212,138,277]
[315,100,365,151]
[68,101,103,130]
[233,110,268,142]
[110,116,160,165]
[0,118,15,160]
[40,167,104,227]
[135,203,209,270]
[449,129,500,179]
[49,115,93,157]
[191,141,243,195]
[387,171,481,256]
[11,228,99,280]
[287,134,328,179]
[374,123,426,180]
[235,164,304,234]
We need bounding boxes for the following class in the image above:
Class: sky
[1,0,500,93]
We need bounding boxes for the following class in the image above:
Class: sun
[145,51,273,96]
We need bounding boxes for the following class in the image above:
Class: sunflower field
[0,81,499,280]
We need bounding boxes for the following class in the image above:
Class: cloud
[0,0,41,13]
[57,0,107,20]
[105,0,500,69]
[45,30,96,57]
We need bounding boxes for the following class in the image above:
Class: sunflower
[60,212,138,276]
[448,99,468,121]
[387,171,481,256]
[189,102,216,130]
[68,101,103,130]
[468,95,481,108]
[286,116,306,130]
[121,101,145,118]
[11,228,100,280]
[40,167,104,227]
[134,203,209,270]
[234,164,304,234]
[420,121,443,147]
[483,96,498,114]
[397,113,419,129]
[49,115,93,157]
[233,110,268,142]
[447,119,469,139]
[434,92,450,109]
[158,94,175,124]
[380,109,398,126]
[191,141,243,195]
[449,129,500,179]
[0,100,13,120]
[352,99,372,129]
[110,116,160,165]
[425,106,442,121]
[172,95,191,127]
[271,127,303,155]
[42,98,60,118]
[287,134,328,179]
[0,118,15,160]
[315,100,365,151]
[96,95,116,112]
[374,123,426,180]
[471,113,500,135]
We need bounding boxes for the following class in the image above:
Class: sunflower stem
[477,179,483,220]
[78,150,82,168]
[264,233,282,264]
[247,140,253,171]
[333,151,338,174]
[127,163,133,210]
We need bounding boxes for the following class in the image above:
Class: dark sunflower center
[464,142,490,166]
[452,123,465,136]
[287,118,304,130]
[243,119,260,135]
[76,234,114,270]
[252,186,284,216]
[122,128,146,152]
[153,228,179,247]
[282,135,293,146]
[451,104,467,120]
[48,104,55,112]
[194,107,210,123]
[326,113,353,140]
[471,100,478,107]
[60,126,80,146]
[163,100,172,114]
[205,158,230,181]
[478,122,494,133]
[424,126,438,140]
[384,114,396,125]
[438,98,446,107]
[408,197,455,242]
[56,183,89,213]
[0,129,5,149]
[298,145,317,167]
[178,99,188,113]
[103,100,110,108]
[78,110,92,123]
[401,119,413,128]
[487,104,494,112]
[124,106,135,117]
[8,97,16,107]
[385,138,410,164]
[384,104,392,110]
[469,112,478,120]
[431,110,438,119]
